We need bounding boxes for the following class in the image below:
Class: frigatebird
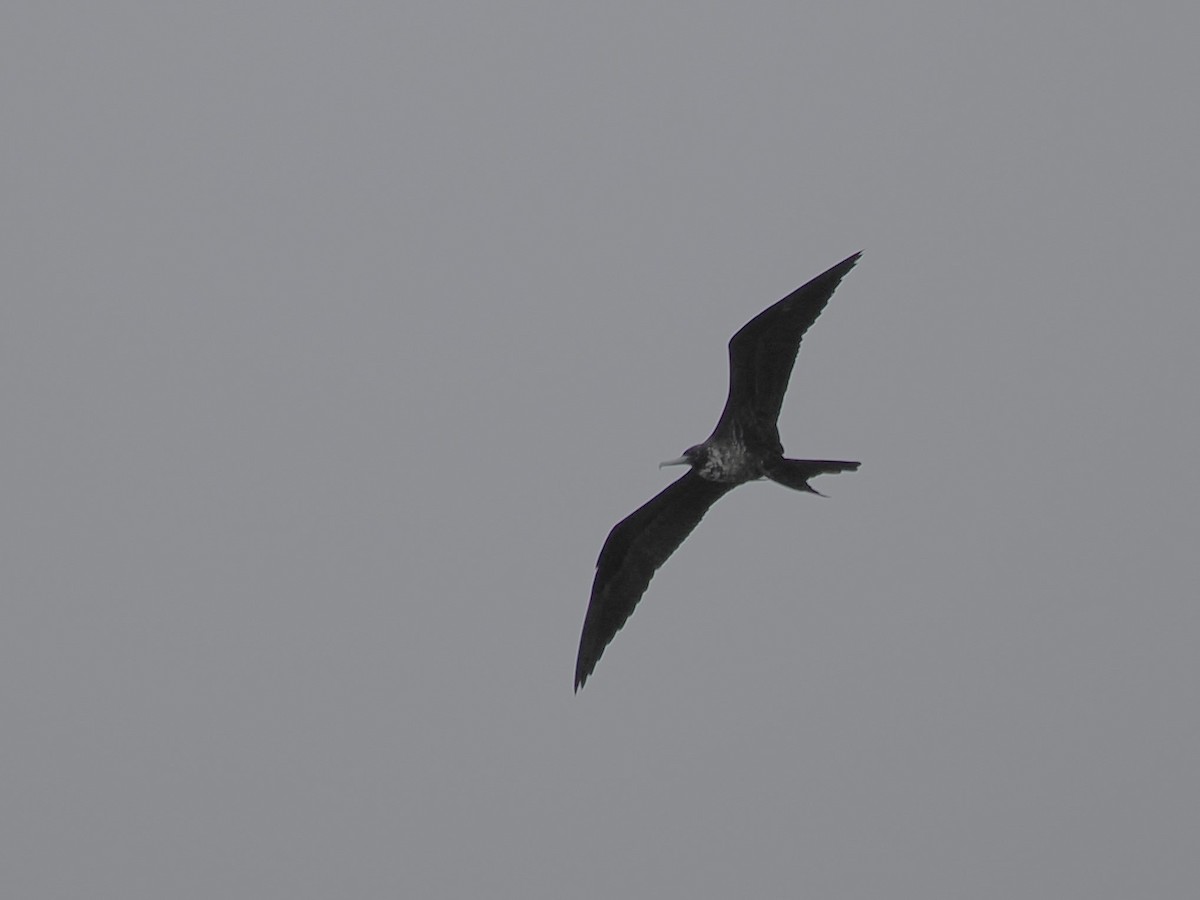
[575,252,862,690]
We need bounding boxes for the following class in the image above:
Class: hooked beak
[658,456,690,469]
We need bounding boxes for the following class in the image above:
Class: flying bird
[575,252,862,691]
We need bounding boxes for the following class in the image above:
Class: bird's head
[659,444,706,470]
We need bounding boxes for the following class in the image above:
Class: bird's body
[575,252,862,691]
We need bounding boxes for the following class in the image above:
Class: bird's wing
[713,252,861,440]
[575,470,736,690]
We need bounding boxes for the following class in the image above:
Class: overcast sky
[4,3,1199,898]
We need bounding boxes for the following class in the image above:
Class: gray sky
[4,3,1199,897]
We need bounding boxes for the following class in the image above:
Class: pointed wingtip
[809,250,863,290]
[574,650,594,692]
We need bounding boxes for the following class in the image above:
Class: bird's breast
[698,441,763,483]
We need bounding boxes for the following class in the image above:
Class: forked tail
[764,458,860,494]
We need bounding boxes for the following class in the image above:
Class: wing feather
[713,252,861,440]
[575,471,735,690]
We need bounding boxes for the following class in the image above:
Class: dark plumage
[575,252,862,691]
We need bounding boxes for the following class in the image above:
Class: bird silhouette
[575,253,862,690]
